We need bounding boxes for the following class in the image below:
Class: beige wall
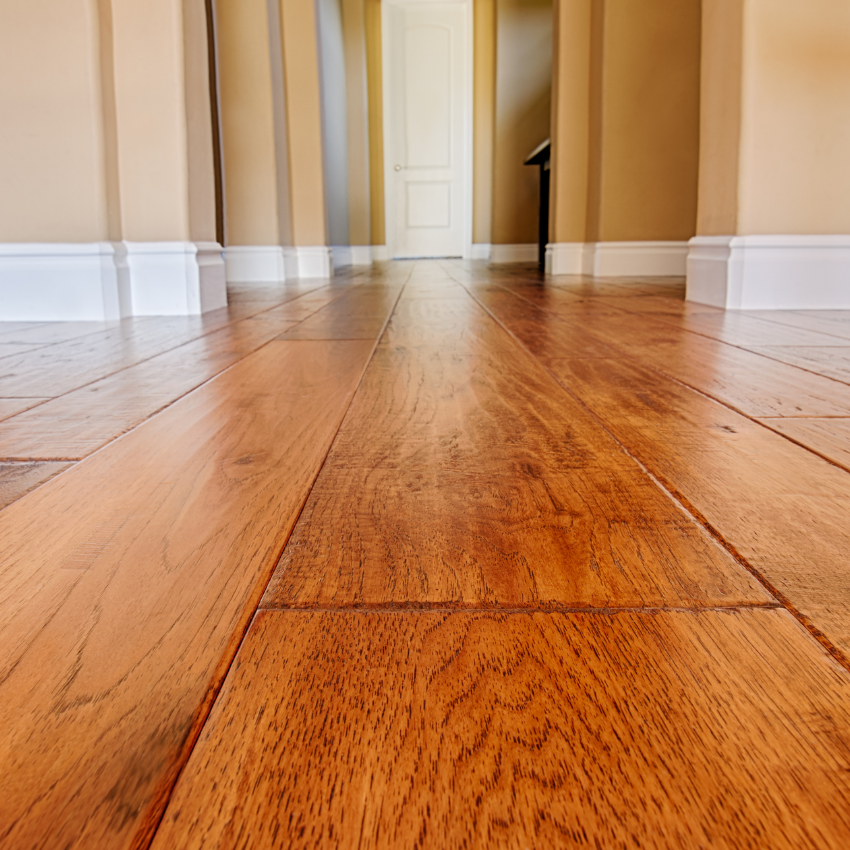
[280,0,328,246]
[342,0,372,247]
[739,0,850,234]
[214,0,283,246]
[593,0,701,242]
[695,0,743,236]
[0,0,108,243]
[551,0,701,245]
[549,0,591,244]
[365,0,385,246]
[473,0,497,245]
[492,0,552,246]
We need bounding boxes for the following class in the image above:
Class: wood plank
[746,310,850,340]
[0,397,49,421]
[762,418,850,471]
[0,461,73,510]
[152,609,850,850]
[0,339,374,850]
[544,356,850,658]
[265,310,768,609]
[475,285,850,417]
[751,346,850,385]
[0,316,301,460]
[0,284,332,399]
[661,311,847,347]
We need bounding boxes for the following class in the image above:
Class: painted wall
[0,0,108,243]
[214,0,284,246]
[550,0,701,245]
[280,0,328,246]
[317,0,351,247]
[739,0,850,234]
[473,0,496,246]
[491,0,552,246]
[549,0,591,244]
[591,0,701,242]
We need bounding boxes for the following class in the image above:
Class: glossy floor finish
[2,262,850,849]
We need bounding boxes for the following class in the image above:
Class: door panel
[386,2,470,258]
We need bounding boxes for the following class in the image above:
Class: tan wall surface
[364,0,384,246]
[111,0,191,241]
[279,0,328,246]
[738,0,850,234]
[0,0,107,243]
[342,0,371,246]
[214,0,282,246]
[182,0,217,243]
[696,0,743,236]
[473,0,496,245]
[492,0,552,246]
[594,0,701,242]
[549,0,591,244]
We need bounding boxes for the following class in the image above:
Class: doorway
[383,0,473,259]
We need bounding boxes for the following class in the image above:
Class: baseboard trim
[545,241,688,277]
[490,243,538,263]
[371,245,390,262]
[125,242,227,316]
[332,245,374,268]
[225,246,286,282]
[285,246,332,279]
[687,235,850,309]
[471,243,491,261]
[0,241,226,320]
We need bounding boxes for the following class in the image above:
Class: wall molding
[471,243,491,261]
[490,243,538,263]
[224,246,286,282]
[545,241,688,277]
[331,245,374,268]
[126,242,227,315]
[371,245,390,262]
[687,235,850,309]
[283,246,332,279]
[0,241,226,320]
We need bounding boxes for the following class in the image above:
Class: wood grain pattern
[153,609,850,850]
[762,418,850,471]
[0,461,73,510]
[545,356,850,658]
[0,397,49,421]
[265,306,767,609]
[0,340,373,850]
[476,286,850,417]
[751,346,850,385]
[0,316,300,459]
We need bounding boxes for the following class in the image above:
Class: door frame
[381,0,474,260]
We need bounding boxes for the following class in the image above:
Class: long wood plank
[0,339,374,850]
[751,345,850,385]
[152,609,850,850]
[762,418,850,471]
[473,285,850,417]
[0,283,331,399]
[0,461,73,510]
[540,355,850,659]
[265,297,767,610]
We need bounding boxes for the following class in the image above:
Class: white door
[384,0,472,259]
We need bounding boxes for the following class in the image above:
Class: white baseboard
[471,243,491,261]
[225,246,286,282]
[687,235,850,309]
[545,241,688,277]
[0,241,226,320]
[125,242,227,316]
[490,243,538,263]
[545,242,593,275]
[371,245,389,262]
[284,246,332,279]
[332,245,374,268]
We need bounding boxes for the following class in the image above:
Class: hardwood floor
[1,262,850,849]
